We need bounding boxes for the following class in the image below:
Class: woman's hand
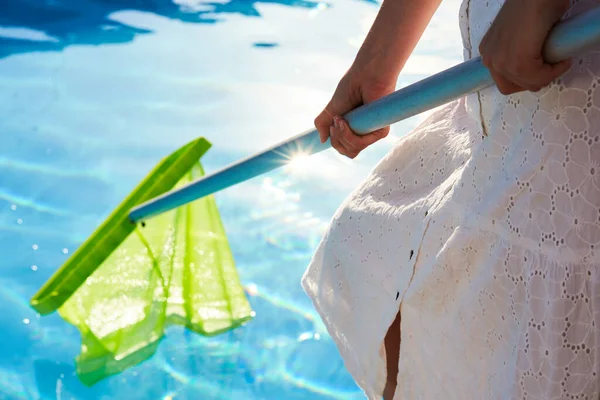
[479,0,572,95]
[313,0,443,159]
[314,71,396,159]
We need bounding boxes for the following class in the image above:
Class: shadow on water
[0,0,340,59]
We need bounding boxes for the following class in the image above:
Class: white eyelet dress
[301,0,600,398]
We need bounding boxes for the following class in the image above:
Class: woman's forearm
[353,0,444,84]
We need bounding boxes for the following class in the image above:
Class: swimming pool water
[0,0,462,398]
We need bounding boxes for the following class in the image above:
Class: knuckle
[377,128,390,138]
[314,113,326,126]
[314,119,328,132]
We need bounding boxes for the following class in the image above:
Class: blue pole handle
[129,7,600,223]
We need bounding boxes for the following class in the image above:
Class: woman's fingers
[335,117,360,152]
[313,72,395,157]
[330,118,358,158]
[314,108,334,143]
[519,58,572,89]
[330,116,390,159]
[478,0,571,96]
[487,67,526,95]
[541,59,573,83]
[329,126,349,157]
[486,56,573,94]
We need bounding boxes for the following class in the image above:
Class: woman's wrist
[350,52,402,89]
[348,0,444,86]
[352,43,404,84]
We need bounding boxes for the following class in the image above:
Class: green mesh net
[30,138,253,385]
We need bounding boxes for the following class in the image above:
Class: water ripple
[0,191,74,217]
[244,283,326,334]
[0,156,102,180]
[0,366,30,400]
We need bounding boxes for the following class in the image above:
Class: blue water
[0,0,462,398]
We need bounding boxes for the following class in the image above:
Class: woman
[301,0,600,398]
